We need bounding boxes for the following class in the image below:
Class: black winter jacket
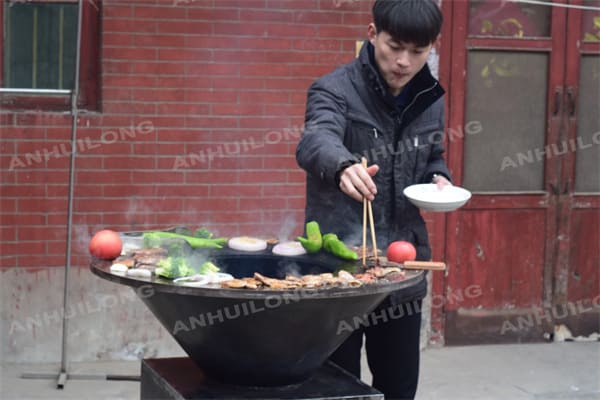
[296,41,451,304]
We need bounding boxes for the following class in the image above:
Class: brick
[17,171,67,184]
[264,155,299,170]
[157,103,210,115]
[185,116,238,129]
[2,126,46,140]
[130,171,185,184]
[187,8,240,20]
[77,171,132,185]
[240,63,290,77]
[158,49,212,61]
[2,185,46,198]
[210,0,266,9]
[103,19,156,33]
[157,20,211,34]
[266,0,319,10]
[211,211,259,224]
[185,90,237,103]
[209,156,264,170]
[134,5,188,19]
[264,77,314,90]
[238,170,286,183]
[104,76,157,88]
[238,37,293,50]
[133,88,185,102]
[343,12,370,26]
[104,60,133,74]
[186,63,239,77]
[295,11,343,25]
[319,25,364,39]
[131,62,186,75]
[185,170,238,184]
[103,4,133,18]
[239,9,294,22]
[0,199,17,213]
[73,185,104,198]
[0,256,18,268]
[320,0,370,12]
[293,39,342,51]
[0,213,47,226]
[155,185,209,197]
[18,255,66,268]
[103,33,134,47]
[183,197,238,211]
[211,103,264,116]
[210,185,262,197]
[238,91,289,105]
[102,102,157,115]
[185,35,239,49]
[104,185,156,198]
[1,241,47,256]
[263,104,306,117]
[17,226,67,242]
[15,114,69,126]
[135,34,186,48]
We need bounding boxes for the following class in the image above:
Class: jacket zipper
[397,81,439,127]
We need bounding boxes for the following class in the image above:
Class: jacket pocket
[345,118,391,167]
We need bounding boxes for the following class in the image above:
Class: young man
[296,1,451,398]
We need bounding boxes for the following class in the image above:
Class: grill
[91,246,424,395]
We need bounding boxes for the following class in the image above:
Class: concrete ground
[1,342,598,400]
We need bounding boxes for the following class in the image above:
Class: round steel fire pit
[91,249,424,386]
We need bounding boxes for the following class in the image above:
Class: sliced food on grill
[126,268,152,278]
[228,236,268,252]
[221,279,248,289]
[109,263,128,274]
[272,241,307,256]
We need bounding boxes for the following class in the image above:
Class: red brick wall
[0,0,379,269]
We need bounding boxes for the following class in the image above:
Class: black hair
[372,0,443,47]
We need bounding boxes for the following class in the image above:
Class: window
[0,0,100,110]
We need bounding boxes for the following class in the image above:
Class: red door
[442,0,599,344]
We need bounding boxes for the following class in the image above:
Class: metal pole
[57,0,84,384]
[0,88,71,95]
[22,0,140,387]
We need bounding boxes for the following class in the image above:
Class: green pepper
[143,231,226,249]
[297,221,323,253]
[322,233,358,260]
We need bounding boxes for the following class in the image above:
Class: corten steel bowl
[91,249,424,386]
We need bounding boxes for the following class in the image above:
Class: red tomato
[387,241,417,263]
[89,229,122,260]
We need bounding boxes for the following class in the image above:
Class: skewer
[361,158,378,266]
[361,158,368,267]
[367,198,378,265]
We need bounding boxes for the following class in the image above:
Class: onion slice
[174,275,211,287]
[272,241,307,257]
[228,236,267,252]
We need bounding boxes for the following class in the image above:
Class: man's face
[368,24,434,96]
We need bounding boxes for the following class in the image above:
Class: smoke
[276,215,299,242]
[279,261,302,278]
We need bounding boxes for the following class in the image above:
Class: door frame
[441,0,571,344]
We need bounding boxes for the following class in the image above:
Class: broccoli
[198,261,219,275]
[194,227,213,239]
[155,257,195,279]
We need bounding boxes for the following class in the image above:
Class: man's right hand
[338,163,379,202]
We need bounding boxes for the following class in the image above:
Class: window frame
[0,0,101,111]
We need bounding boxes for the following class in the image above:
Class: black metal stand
[140,357,383,400]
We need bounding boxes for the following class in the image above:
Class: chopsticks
[361,158,378,267]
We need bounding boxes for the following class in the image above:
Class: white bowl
[403,184,471,212]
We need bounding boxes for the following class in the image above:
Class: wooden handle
[402,261,446,271]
